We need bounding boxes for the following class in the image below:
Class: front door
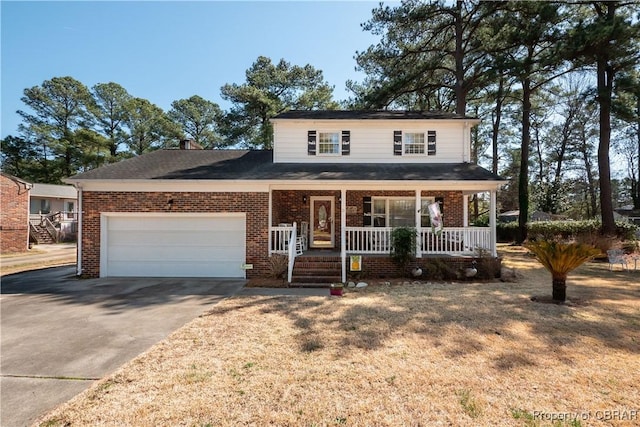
[310,196,334,249]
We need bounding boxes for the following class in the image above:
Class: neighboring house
[66,110,503,281]
[29,183,78,242]
[1,172,32,254]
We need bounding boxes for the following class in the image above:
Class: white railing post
[287,222,297,284]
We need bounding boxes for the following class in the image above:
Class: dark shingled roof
[68,150,503,182]
[272,110,476,120]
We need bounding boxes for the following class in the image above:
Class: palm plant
[525,241,600,302]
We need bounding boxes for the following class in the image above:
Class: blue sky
[1,0,384,138]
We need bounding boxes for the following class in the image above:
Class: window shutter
[307,130,317,155]
[341,130,350,155]
[427,130,436,155]
[363,196,372,226]
[393,130,402,155]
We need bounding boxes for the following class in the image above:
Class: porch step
[292,255,341,284]
[30,225,55,244]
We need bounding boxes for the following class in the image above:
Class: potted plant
[329,282,344,296]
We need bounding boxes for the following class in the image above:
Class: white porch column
[341,188,347,283]
[463,194,469,227]
[415,189,422,258]
[268,187,273,255]
[490,190,497,257]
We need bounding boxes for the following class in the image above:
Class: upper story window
[308,130,350,156]
[394,130,436,156]
[318,132,340,155]
[404,133,425,154]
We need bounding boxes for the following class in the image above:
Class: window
[404,133,425,154]
[318,132,340,154]
[370,197,435,227]
[394,130,436,156]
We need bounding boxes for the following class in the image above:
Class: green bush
[497,220,638,243]
[390,227,417,277]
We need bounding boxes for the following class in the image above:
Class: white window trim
[317,131,341,156]
[401,130,437,156]
[403,132,426,155]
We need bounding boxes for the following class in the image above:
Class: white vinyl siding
[101,214,246,278]
[272,119,469,163]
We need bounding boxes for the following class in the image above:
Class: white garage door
[102,214,246,278]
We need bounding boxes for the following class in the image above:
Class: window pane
[404,132,425,154]
[373,199,386,227]
[319,132,339,154]
[389,199,415,227]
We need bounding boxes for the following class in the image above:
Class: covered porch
[267,185,499,283]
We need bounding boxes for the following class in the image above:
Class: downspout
[25,181,33,250]
[340,188,346,283]
[415,189,422,258]
[75,183,83,276]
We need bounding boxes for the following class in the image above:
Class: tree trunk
[597,57,616,235]
[517,77,532,244]
[552,276,567,302]
[454,0,465,116]
[635,94,640,209]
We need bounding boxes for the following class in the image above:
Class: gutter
[73,183,82,276]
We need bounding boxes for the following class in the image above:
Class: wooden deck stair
[291,254,341,285]
[30,224,56,244]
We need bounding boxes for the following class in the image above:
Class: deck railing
[271,226,492,256]
[345,226,491,255]
[270,225,292,254]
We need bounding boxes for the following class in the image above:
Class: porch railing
[270,225,293,254]
[345,227,491,256]
[287,222,298,283]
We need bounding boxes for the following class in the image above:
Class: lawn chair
[607,249,629,271]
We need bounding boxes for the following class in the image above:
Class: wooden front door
[310,196,334,249]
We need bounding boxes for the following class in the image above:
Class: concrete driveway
[0,266,245,427]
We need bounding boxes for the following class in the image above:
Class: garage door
[102,214,246,278]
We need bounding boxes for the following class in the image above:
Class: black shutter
[307,130,317,155]
[393,130,402,155]
[427,130,436,155]
[341,130,350,155]
[363,196,372,226]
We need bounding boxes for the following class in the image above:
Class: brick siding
[82,189,467,278]
[1,175,30,254]
[81,191,268,278]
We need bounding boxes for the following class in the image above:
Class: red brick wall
[81,191,269,278]
[1,175,30,254]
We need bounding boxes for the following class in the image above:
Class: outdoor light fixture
[166,198,174,210]
[302,195,307,204]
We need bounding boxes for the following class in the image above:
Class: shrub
[390,227,417,277]
[498,220,638,243]
[267,254,288,280]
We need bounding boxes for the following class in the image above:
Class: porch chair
[297,221,309,251]
[606,249,629,271]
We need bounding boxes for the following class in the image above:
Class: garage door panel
[108,245,244,262]
[108,230,243,247]
[103,215,246,278]
[107,260,244,278]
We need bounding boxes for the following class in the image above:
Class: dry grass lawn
[37,246,639,426]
